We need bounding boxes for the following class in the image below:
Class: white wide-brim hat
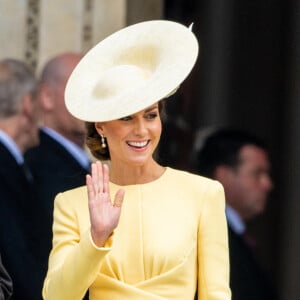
[65,20,199,122]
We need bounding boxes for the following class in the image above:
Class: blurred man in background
[25,53,91,282]
[0,253,13,300]
[194,128,278,300]
[0,58,43,299]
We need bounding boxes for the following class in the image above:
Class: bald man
[25,53,91,282]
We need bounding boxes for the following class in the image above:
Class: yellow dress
[43,167,231,300]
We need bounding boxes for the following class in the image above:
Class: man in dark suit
[0,254,13,300]
[25,53,91,292]
[194,128,278,300]
[0,59,44,299]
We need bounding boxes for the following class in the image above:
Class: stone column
[126,0,163,25]
[0,0,162,72]
[0,1,28,61]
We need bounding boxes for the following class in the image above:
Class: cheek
[32,108,41,125]
[105,128,128,148]
[239,181,262,205]
[70,116,85,130]
[232,178,251,198]
[153,120,162,136]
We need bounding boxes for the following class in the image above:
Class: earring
[101,134,106,148]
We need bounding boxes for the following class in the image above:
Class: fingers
[86,174,94,199]
[91,162,99,194]
[114,189,125,207]
[90,161,107,194]
[102,163,110,194]
[88,161,124,208]
[95,161,103,193]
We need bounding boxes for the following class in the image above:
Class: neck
[44,124,85,149]
[0,117,26,153]
[60,131,85,148]
[109,159,165,185]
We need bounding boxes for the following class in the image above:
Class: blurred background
[0,1,299,299]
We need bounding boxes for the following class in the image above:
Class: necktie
[242,230,257,250]
[21,162,33,183]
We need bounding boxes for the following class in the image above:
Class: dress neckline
[110,167,169,188]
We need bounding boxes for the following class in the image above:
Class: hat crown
[115,44,159,73]
[93,64,150,101]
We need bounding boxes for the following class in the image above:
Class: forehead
[239,145,270,168]
[128,103,159,116]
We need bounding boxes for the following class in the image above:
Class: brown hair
[86,100,166,160]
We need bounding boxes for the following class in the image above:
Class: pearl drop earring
[101,134,106,148]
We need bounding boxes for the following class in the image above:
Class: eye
[251,169,268,180]
[148,113,157,119]
[146,112,158,120]
[119,115,132,121]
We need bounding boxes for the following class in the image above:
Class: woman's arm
[42,191,112,300]
[43,162,125,300]
[197,181,231,300]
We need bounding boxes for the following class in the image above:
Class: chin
[127,155,151,166]
[29,135,39,148]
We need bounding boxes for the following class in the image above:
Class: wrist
[90,227,112,247]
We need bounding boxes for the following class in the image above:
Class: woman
[43,20,231,300]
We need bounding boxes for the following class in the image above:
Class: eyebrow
[145,105,158,113]
[120,105,159,120]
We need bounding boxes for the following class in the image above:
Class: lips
[126,140,149,148]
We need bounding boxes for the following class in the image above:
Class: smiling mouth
[126,140,150,148]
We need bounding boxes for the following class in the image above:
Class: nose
[133,118,147,136]
[261,173,273,192]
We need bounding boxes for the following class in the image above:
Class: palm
[87,161,124,246]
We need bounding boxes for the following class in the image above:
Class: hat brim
[65,20,199,122]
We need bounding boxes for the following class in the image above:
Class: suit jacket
[0,142,44,300]
[25,130,90,218]
[25,129,90,298]
[228,226,278,300]
[0,254,13,300]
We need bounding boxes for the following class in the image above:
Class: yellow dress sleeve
[197,180,231,300]
[42,191,113,300]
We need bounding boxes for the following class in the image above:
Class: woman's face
[95,103,162,167]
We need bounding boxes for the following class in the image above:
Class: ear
[95,122,104,135]
[39,84,54,111]
[214,165,234,185]
[21,94,33,117]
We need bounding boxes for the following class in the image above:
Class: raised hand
[86,161,125,247]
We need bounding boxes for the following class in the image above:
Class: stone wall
[0,0,162,73]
